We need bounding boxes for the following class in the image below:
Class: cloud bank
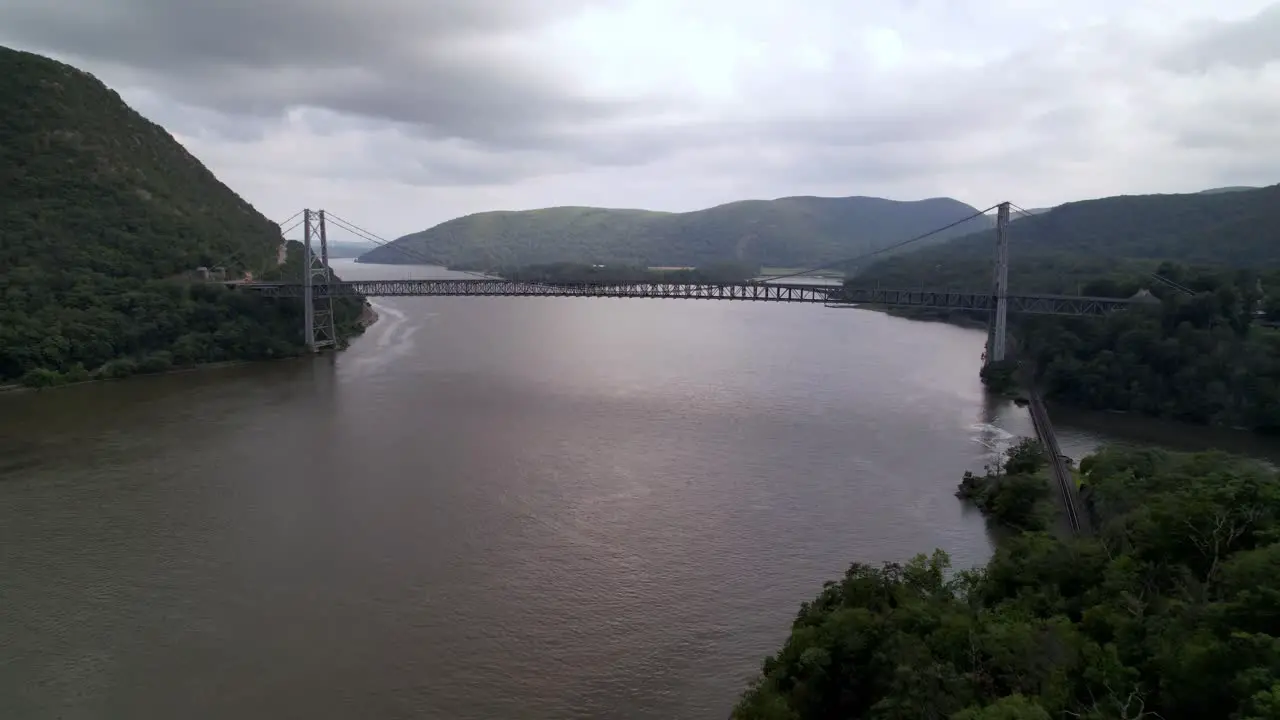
[3,0,1278,238]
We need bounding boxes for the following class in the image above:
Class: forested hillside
[0,45,361,386]
[358,196,992,269]
[856,184,1280,292]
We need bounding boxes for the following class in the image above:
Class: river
[2,260,1276,719]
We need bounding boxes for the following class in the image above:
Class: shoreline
[825,303,989,330]
[877,306,989,330]
[850,304,1277,442]
[0,358,288,394]
[0,303,382,395]
[359,300,379,329]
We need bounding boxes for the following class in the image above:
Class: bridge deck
[237,279,1132,316]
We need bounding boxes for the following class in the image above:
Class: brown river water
[4,260,1278,719]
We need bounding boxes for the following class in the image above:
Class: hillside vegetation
[358,196,992,269]
[1013,263,1280,432]
[735,443,1280,719]
[0,45,361,385]
[855,184,1280,293]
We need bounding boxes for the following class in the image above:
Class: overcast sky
[3,0,1279,241]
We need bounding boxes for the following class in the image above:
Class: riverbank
[359,300,379,328]
[1,306,381,394]
[877,300,1280,439]
[878,306,988,329]
[826,302,989,330]
[0,357,300,394]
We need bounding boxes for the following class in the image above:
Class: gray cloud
[1,0,1033,162]
[1164,4,1280,72]
[1,0,587,69]
[0,0,638,148]
[2,0,1278,224]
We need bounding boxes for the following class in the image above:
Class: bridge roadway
[238,279,1133,316]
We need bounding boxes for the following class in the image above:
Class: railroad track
[1025,388,1086,535]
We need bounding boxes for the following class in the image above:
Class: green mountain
[357,196,993,269]
[856,184,1280,294]
[0,45,363,386]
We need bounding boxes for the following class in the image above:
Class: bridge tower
[302,209,337,351]
[985,201,1011,365]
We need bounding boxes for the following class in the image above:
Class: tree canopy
[1013,264,1280,432]
[734,443,1280,719]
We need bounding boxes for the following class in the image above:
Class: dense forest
[1006,263,1280,432]
[0,46,365,387]
[735,442,1280,719]
[357,196,992,269]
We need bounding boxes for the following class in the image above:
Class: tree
[954,695,1052,720]
[734,445,1280,719]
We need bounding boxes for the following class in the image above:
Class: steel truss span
[246,279,841,303]
[240,279,1131,316]
[837,288,1133,316]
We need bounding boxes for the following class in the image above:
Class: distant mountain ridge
[1008,183,1260,216]
[857,183,1280,293]
[357,195,993,269]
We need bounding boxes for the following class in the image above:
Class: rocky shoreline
[358,301,379,329]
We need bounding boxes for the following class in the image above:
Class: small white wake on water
[373,303,409,348]
[342,300,434,375]
[969,422,1016,461]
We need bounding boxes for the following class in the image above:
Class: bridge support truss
[985,201,1011,366]
[302,209,337,351]
[242,279,1129,315]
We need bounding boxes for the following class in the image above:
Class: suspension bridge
[237,202,1138,369]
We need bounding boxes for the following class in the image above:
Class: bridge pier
[302,209,337,351]
[984,201,1011,367]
